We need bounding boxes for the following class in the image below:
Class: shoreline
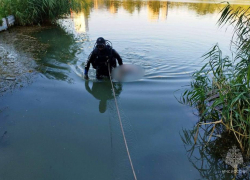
[0,26,51,96]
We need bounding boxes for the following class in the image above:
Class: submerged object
[0,15,15,32]
[112,64,144,82]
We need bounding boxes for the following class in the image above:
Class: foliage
[181,4,250,156]
[0,0,92,25]
[181,125,250,179]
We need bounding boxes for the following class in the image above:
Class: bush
[0,0,92,25]
[181,4,250,156]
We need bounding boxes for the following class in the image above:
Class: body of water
[0,0,249,179]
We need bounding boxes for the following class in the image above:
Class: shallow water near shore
[0,0,249,179]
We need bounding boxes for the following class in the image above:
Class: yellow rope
[108,63,138,180]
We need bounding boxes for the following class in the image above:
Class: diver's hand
[84,74,89,80]
[84,69,89,80]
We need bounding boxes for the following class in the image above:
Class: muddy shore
[0,26,50,95]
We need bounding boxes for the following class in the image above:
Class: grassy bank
[0,0,92,25]
[181,4,250,156]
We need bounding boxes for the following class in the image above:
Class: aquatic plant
[0,0,92,25]
[181,125,250,179]
[181,3,250,156]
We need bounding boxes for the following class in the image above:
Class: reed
[0,0,92,25]
[181,3,250,156]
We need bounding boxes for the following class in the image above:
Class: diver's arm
[112,49,123,65]
[85,51,96,73]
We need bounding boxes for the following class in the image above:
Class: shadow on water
[85,80,122,113]
[181,123,250,180]
[84,79,137,179]
[0,131,8,148]
[33,26,83,81]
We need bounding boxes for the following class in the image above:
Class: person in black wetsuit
[84,37,123,79]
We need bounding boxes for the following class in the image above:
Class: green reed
[181,3,250,156]
[0,0,92,25]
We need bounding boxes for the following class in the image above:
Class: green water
[0,0,249,179]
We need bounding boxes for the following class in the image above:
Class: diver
[85,80,122,113]
[84,37,123,80]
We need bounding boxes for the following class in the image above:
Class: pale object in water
[112,64,144,82]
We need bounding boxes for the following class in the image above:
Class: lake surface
[0,0,249,179]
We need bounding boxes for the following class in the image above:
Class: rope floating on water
[108,63,138,180]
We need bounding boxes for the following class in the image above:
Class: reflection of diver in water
[85,80,122,113]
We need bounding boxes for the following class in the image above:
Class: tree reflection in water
[33,0,250,82]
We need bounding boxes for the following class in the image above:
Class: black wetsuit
[85,45,123,78]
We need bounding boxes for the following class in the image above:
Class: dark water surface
[0,0,249,179]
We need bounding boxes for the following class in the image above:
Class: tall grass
[181,125,248,179]
[181,4,250,156]
[0,0,92,25]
